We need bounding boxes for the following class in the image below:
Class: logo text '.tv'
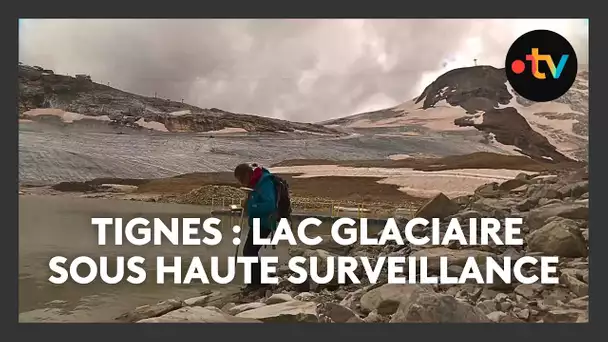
[510,48,569,80]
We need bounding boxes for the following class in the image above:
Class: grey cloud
[19,19,588,122]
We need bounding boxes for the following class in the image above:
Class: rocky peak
[415,66,512,114]
[455,107,572,163]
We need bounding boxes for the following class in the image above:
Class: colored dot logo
[505,30,578,102]
[511,60,526,74]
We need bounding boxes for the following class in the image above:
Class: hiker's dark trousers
[242,227,271,286]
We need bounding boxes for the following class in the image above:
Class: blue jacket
[246,168,277,233]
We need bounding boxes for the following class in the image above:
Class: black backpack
[270,174,292,222]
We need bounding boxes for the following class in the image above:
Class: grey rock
[363,310,387,323]
[494,293,510,302]
[235,300,319,323]
[487,311,507,323]
[116,299,184,323]
[390,289,491,323]
[414,193,460,220]
[538,198,563,207]
[447,210,483,221]
[556,181,588,199]
[515,308,530,321]
[499,301,513,312]
[264,293,294,305]
[184,292,222,307]
[526,219,588,257]
[360,284,433,315]
[526,203,588,231]
[544,309,586,323]
[137,306,262,323]
[316,302,363,323]
[476,300,498,314]
[227,302,267,315]
[514,284,544,299]
[447,265,464,277]
[563,296,588,310]
[294,292,317,301]
[516,198,538,211]
[559,273,589,297]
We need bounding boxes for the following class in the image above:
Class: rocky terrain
[116,166,589,323]
[18,64,338,135]
[322,66,589,162]
[33,151,584,218]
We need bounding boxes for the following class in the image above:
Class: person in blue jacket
[234,163,277,292]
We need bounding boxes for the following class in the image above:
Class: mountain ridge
[322,65,588,162]
[18,64,340,135]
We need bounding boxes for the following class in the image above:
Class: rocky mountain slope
[117,167,589,323]
[322,66,588,162]
[18,64,339,135]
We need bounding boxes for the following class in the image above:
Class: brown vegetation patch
[271,152,584,172]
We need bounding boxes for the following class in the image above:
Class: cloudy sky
[18,19,588,122]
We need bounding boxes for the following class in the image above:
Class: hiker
[234,163,288,293]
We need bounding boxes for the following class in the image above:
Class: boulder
[526,203,588,231]
[544,309,586,323]
[471,198,512,218]
[526,219,588,258]
[137,306,261,323]
[227,302,267,316]
[264,293,294,305]
[446,210,483,221]
[184,291,223,307]
[487,311,507,323]
[559,268,589,283]
[414,193,460,220]
[316,302,363,323]
[514,284,544,299]
[389,289,491,323]
[499,178,528,192]
[538,198,563,207]
[360,284,433,315]
[474,182,502,198]
[363,310,388,323]
[294,292,317,301]
[516,197,538,211]
[476,300,498,315]
[540,286,574,306]
[515,308,530,321]
[115,299,183,323]
[221,303,236,313]
[556,181,589,199]
[339,287,368,312]
[235,300,319,323]
[562,296,588,310]
[452,195,473,207]
[559,273,589,297]
[528,184,562,201]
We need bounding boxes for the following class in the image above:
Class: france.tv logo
[505,30,578,102]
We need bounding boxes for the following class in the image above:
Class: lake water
[18,195,385,322]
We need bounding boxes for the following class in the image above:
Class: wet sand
[19,195,384,322]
